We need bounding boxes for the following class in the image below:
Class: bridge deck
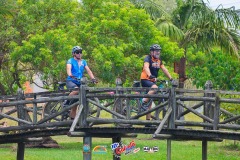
[1,126,239,144]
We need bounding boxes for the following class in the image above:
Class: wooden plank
[69,104,83,132]
[131,100,168,119]
[177,102,204,119]
[0,95,79,107]
[0,112,32,124]
[87,99,125,119]
[179,102,213,123]
[154,107,172,135]
[36,101,78,124]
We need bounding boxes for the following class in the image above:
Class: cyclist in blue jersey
[66,46,97,119]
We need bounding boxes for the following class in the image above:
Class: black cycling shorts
[141,79,156,88]
[66,80,80,89]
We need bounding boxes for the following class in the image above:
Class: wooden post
[81,78,92,160]
[112,79,122,160]
[79,78,86,127]
[83,137,92,160]
[167,140,171,160]
[82,78,89,127]
[33,93,37,124]
[167,80,178,160]
[213,91,220,130]
[112,137,121,160]
[202,80,213,160]
[16,88,25,160]
[17,142,25,160]
[202,140,207,160]
[168,80,177,128]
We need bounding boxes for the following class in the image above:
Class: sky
[203,0,240,10]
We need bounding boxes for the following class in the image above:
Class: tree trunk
[178,57,187,88]
[174,57,187,88]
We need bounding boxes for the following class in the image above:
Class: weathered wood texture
[0,80,239,142]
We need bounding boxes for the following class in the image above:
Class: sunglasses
[75,50,82,54]
[154,49,161,52]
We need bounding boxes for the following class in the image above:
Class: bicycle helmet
[150,44,161,51]
[72,46,82,53]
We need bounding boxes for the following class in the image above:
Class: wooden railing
[0,80,239,139]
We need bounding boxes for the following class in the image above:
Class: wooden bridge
[0,79,239,160]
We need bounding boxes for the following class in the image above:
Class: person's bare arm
[143,62,151,77]
[161,64,172,80]
[85,66,95,79]
[66,64,72,77]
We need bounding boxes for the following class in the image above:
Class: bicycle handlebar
[71,76,98,84]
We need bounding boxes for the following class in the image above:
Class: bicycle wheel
[112,98,128,127]
[151,98,168,120]
[129,98,142,115]
[112,98,141,127]
[43,101,63,122]
[88,97,101,126]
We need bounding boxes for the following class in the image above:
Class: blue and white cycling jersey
[66,58,87,85]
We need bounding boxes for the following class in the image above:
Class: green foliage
[172,0,240,58]
[0,0,183,94]
[71,0,183,84]
[11,30,76,89]
[188,50,240,91]
[220,94,240,125]
[0,0,79,93]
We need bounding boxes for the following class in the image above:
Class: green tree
[189,49,240,90]
[0,0,14,19]
[155,0,240,88]
[1,0,79,93]
[76,0,183,84]
[10,30,76,90]
[1,0,184,94]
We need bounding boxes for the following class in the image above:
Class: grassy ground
[0,134,239,160]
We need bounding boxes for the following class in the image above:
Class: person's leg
[69,90,79,119]
[142,84,158,104]
[141,80,158,126]
[66,81,79,119]
[145,84,158,120]
[141,80,156,118]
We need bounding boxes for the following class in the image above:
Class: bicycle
[112,79,170,126]
[43,77,100,124]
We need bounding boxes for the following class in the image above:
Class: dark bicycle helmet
[72,46,82,53]
[150,44,161,51]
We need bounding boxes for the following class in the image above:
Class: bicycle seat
[58,82,66,85]
[58,82,66,91]
[132,81,141,87]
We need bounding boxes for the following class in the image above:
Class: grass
[0,135,239,160]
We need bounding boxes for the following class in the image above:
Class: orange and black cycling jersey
[140,55,163,80]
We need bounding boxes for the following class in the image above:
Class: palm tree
[129,0,171,20]
[131,0,240,87]
[171,0,240,87]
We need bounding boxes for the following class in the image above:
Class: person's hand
[149,75,156,82]
[149,75,156,80]
[70,75,77,80]
[170,78,173,82]
[91,78,98,84]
